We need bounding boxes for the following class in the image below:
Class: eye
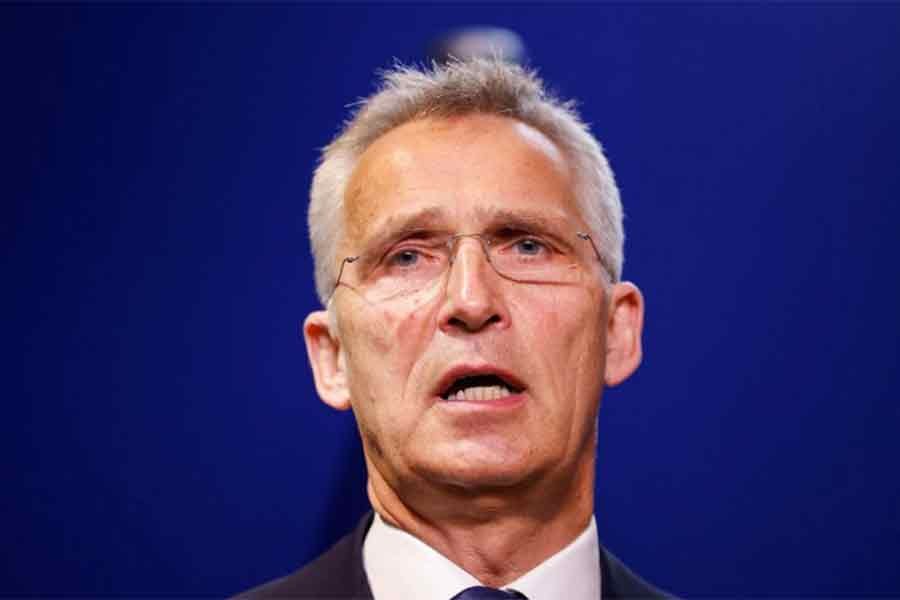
[385,249,422,268]
[513,237,548,256]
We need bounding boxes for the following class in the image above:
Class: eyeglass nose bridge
[443,233,506,285]
[445,232,497,269]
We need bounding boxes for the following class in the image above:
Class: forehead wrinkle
[471,205,580,232]
[344,144,426,245]
[356,204,584,253]
[359,206,451,249]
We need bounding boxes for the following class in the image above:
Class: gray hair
[308,58,624,305]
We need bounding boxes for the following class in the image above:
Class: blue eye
[514,238,545,255]
[387,249,421,267]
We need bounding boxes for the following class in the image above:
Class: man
[242,58,664,599]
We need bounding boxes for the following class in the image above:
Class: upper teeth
[450,385,512,402]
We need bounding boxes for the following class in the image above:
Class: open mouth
[440,374,524,402]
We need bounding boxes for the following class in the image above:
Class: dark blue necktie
[449,586,528,600]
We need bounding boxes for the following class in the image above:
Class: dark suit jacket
[239,513,670,599]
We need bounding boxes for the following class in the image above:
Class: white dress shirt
[363,512,602,600]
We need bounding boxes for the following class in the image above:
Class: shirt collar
[363,512,601,600]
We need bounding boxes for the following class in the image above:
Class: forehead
[343,114,581,245]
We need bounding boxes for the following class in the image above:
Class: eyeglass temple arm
[576,232,616,283]
[329,234,613,303]
[329,255,360,303]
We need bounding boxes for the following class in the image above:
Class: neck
[366,457,595,587]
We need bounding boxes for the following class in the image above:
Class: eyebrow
[358,204,578,253]
[360,207,451,253]
[472,206,574,235]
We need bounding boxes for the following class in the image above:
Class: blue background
[6,4,900,597]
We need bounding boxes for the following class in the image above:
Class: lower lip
[435,392,527,411]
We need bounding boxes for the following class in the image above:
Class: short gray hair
[308,58,624,305]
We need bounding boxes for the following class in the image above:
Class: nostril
[448,313,501,332]
[448,316,466,329]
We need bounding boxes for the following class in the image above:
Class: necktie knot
[450,585,528,600]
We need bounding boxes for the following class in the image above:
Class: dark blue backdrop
[6,4,900,597]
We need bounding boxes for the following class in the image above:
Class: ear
[303,310,352,411]
[604,282,645,387]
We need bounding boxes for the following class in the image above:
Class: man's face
[306,114,641,502]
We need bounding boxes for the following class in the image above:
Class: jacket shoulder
[236,515,373,599]
[600,545,673,599]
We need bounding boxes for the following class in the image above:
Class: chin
[415,455,542,493]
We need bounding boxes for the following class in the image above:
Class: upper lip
[432,364,527,399]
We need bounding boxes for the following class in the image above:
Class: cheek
[566,288,608,408]
[513,286,606,404]
[347,302,438,468]
[342,300,436,405]
[353,292,437,353]
[564,285,605,345]
[513,286,603,349]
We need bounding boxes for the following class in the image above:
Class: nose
[437,237,508,334]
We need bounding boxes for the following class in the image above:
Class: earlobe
[604,282,645,387]
[303,310,352,411]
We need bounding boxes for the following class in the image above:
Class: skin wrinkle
[344,114,575,258]
[352,271,585,493]
[305,113,643,587]
[362,115,596,564]
[355,206,581,260]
